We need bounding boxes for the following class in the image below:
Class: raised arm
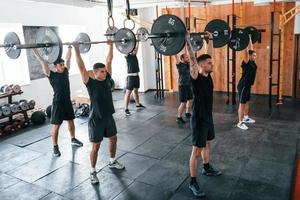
[206,32,213,56]
[175,54,181,65]
[131,41,139,55]
[186,35,199,80]
[106,41,113,75]
[73,44,89,84]
[32,49,50,77]
[244,35,253,63]
[65,46,72,70]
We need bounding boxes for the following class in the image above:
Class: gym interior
[0,0,300,199]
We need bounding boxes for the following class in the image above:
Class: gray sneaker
[201,164,222,176]
[108,160,125,170]
[90,171,99,185]
[189,181,206,198]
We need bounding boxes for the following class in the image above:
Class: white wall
[0,0,159,109]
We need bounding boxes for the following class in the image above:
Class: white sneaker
[237,122,248,130]
[108,160,125,170]
[90,171,99,185]
[243,117,255,124]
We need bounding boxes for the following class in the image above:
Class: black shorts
[51,101,75,125]
[179,85,193,103]
[88,115,117,143]
[238,85,251,104]
[126,76,140,91]
[191,118,215,148]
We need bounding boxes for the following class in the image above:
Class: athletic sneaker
[53,145,61,157]
[136,104,146,109]
[243,117,255,124]
[176,117,186,124]
[201,164,222,176]
[109,160,125,170]
[71,138,83,147]
[90,171,99,185]
[237,122,249,130]
[185,113,192,118]
[125,109,131,116]
[189,181,206,198]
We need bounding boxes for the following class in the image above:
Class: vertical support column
[269,11,274,109]
[232,14,237,105]
[278,2,285,105]
[226,15,230,105]
[160,53,165,98]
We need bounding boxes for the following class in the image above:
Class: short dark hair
[196,54,212,63]
[53,58,64,65]
[93,63,105,70]
[249,50,256,55]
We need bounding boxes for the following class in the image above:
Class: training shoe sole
[71,142,83,147]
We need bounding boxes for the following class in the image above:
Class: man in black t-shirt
[73,41,125,185]
[32,47,83,157]
[175,53,193,124]
[124,42,146,116]
[237,36,257,130]
[185,33,222,198]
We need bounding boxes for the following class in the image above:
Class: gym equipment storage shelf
[0,90,32,136]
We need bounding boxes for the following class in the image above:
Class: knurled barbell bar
[1,27,137,63]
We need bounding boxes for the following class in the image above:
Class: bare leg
[51,124,60,146]
[132,88,140,106]
[189,146,203,177]
[244,102,249,117]
[186,99,193,114]
[201,141,211,164]
[90,142,101,168]
[238,103,246,122]
[109,135,117,159]
[177,102,186,118]
[124,90,132,110]
[67,120,75,139]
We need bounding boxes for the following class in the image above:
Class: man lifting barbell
[174,52,193,124]
[186,32,222,198]
[237,36,257,130]
[73,41,125,185]
[32,46,83,157]
[124,42,146,116]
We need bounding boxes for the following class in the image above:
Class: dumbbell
[10,84,21,93]
[8,103,20,114]
[0,104,11,116]
[0,108,2,118]
[0,85,13,94]
[3,124,15,134]
[19,100,29,111]
[28,100,36,109]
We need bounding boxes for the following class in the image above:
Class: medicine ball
[31,111,46,125]
[46,105,52,118]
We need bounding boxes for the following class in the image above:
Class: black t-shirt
[48,68,71,102]
[125,54,140,73]
[239,60,257,87]
[85,73,115,119]
[176,62,191,86]
[192,73,214,124]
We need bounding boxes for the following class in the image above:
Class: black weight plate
[75,33,91,54]
[205,19,230,48]
[244,26,259,44]
[189,33,203,51]
[36,27,63,64]
[106,26,118,40]
[136,27,149,42]
[114,28,136,54]
[228,28,249,51]
[4,32,21,59]
[151,14,186,56]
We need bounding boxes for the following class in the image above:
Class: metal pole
[269,12,274,109]
[226,15,230,105]
[232,14,237,105]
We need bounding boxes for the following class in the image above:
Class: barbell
[1,27,137,63]
[0,14,264,63]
